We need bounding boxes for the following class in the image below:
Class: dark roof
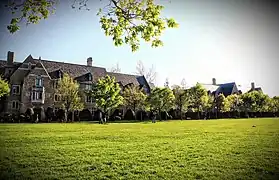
[0,60,22,77]
[30,58,107,82]
[217,82,236,97]
[107,72,141,86]
[1,56,150,90]
[0,60,6,67]
[248,87,263,93]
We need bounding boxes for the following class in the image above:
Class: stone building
[0,51,151,119]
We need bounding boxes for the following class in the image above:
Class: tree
[214,94,230,113]
[226,94,241,112]
[135,60,157,84]
[5,0,178,52]
[240,91,270,112]
[172,85,190,119]
[181,78,187,89]
[56,73,84,122]
[122,85,147,120]
[164,78,169,88]
[269,96,279,112]
[188,83,209,112]
[89,75,123,119]
[148,87,175,120]
[0,77,10,98]
[110,62,121,73]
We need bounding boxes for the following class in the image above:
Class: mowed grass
[1,119,279,180]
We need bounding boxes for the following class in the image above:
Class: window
[85,84,92,90]
[88,74,92,81]
[54,94,61,101]
[32,91,43,100]
[35,75,43,87]
[12,85,20,95]
[12,101,20,109]
[86,96,92,103]
[54,80,59,89]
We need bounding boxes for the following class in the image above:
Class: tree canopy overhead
[5,0,179,52]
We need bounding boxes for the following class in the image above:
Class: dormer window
[58,70,62,78]
[88,74,92,81]
[35,75,43,87]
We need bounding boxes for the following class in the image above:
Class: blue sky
[0,0,278,97]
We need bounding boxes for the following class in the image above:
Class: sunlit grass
[1,118,279,179]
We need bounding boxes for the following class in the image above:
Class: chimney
[212,78,216,85]
[87,57,92,66]
[7,51,15,65]
[251,82,255,90]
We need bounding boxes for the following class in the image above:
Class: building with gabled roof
[248,82,263,93]
[0,51,151,117]
[201,78,240,97]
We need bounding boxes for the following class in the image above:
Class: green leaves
[123,85,148,112]
[188,83,210,112]
[240,91,270,112]
[5,0,178,51]
[56,73,84,111]
[5,0,57,33]
[215,94,230,113]
[89,75,123,113]
[148,87,175,113]
[0,77,10,98]
[98,0,179,52]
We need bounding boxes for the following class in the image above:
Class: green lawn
[1,119,279,180]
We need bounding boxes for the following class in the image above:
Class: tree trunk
[65,109,68,123]
[72,110,75,122]
[140,111,143,121]
[182,105,184,119]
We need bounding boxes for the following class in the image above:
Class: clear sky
[0,0,278,97]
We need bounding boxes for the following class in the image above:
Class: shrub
[56,109,65,122]
[124,109,135,120]
[136,110,148,121]
[79,109,92,121]
[25,108,34,122]
[45,107,54,122]
[93,109,103,121]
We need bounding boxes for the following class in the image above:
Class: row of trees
[1,73,279,122]
[55,74,279,122]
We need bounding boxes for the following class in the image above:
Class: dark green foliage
[56,109,65,122]
[89,75,123,117]
[124,109,136,120]
[79,109,92,121]
[45,107,54,122]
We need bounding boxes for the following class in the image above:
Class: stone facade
[0,52,151,118]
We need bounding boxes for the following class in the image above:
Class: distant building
[201,78,240,97]
[248,82,263,93]
[0,51,151,117]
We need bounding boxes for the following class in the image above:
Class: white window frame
[32,91,43,100]
[35,75,43,87]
